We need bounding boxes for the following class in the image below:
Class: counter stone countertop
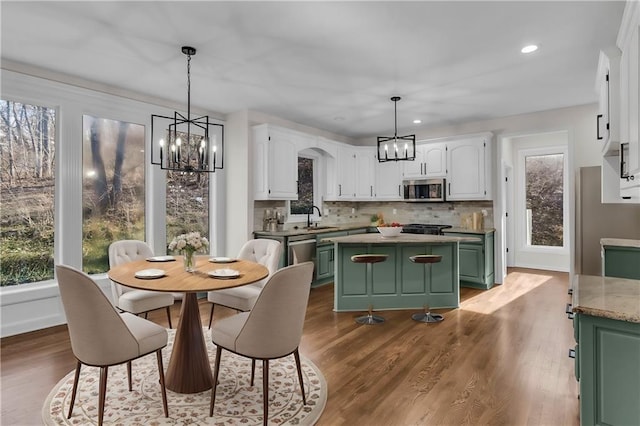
[254,223,372,237]
[600,238,640,248]
[443,227,496,234]
[323,233,480,244]
[572,274,640,323]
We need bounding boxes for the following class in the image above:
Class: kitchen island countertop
[323,233,480,244]
[572,274,640,323]
[600,238,640,248]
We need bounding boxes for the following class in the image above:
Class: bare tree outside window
[0,100,56,286]
[166,170,209,243]
[291,157,313,215]
[525,153,564,247]
[82,116,145,273]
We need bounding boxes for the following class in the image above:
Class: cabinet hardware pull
[596,114,603,140]
[566,303,574,320]
[568,287,573,295]
[568,348,575,359]
[370,186,373,197]
[339,184,342,196]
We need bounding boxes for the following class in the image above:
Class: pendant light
[377,96,416,162]
[151,46,224,173]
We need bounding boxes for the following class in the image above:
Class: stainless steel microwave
[403,178,446,202]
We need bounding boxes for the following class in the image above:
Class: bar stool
[409,254,444,323]
[350,254,388,325]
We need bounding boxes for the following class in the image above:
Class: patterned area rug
[42,328,327,425]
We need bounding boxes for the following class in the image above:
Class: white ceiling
[0,1,626,140]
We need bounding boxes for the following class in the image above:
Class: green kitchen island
[323,233,480,312]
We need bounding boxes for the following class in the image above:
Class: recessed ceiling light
[521,44,538,54]
[413,119,422,124]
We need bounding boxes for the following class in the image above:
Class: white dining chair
[56,264,169,426]
[209,261,314,425]
[108,240,175,328]
[207,239,282,328]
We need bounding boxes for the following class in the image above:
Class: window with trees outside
[0,100,56,286]
[166,171,209,244]
[291,157,314,215]
[524,153,564,247]
[82,115,145,273]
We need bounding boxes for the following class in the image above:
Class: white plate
[209,257,237,263]
[208,268,241,279]
[146,255,175,262]
[135,268,166,279]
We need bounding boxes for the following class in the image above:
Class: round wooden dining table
[108,255,269,394]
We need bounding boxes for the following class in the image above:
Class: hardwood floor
[1,268,579,425]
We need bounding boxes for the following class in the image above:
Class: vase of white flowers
[168,232,209,272]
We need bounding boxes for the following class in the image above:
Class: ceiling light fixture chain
[377,96,416,163]
[151,45,224,173]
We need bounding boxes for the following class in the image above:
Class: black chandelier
[377,96,416,162]
[151,46,224,173]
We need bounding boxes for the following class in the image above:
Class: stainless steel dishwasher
[287,235,316,266]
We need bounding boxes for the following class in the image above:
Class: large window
[524,153,564,247]
[82,115,145,273]
[0,100,56,286]
[166,171,209,244]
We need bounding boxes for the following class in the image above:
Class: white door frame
[513,140,570,271]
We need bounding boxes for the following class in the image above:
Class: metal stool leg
[411,303,444,323]
[355,262,385,325]
[355,304,385,324]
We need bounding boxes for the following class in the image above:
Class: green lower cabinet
[603,245,640,279]
[315,244,335,285]
[578,314,640,426]
[443,231,495,289]
[335,242,459,311]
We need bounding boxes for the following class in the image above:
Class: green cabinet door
[603,246,640,279]
[578,314,640,426]
[443,231,494,289]
[316,244,334,283]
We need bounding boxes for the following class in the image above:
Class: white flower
[168,232,209,254]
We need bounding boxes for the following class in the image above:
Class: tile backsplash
[254,200,494,231]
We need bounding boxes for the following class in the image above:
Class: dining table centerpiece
[168,232,209,272]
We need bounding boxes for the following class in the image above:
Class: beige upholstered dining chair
[207,238,283,328]
[109,240,175,328]
[209,261,314,425]
[55,264,169,426]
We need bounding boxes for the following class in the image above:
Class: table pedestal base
[165,293,213,393]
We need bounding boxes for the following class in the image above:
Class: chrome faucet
[307,205,322,228]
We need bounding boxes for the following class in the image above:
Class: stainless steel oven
[403,178,446,202]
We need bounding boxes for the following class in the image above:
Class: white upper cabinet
[354,148,376,199]
[375,160,403,200]
[253,124,300,200]
[614,0,640,196]
[446,135,492,201]
[423,143,447,177]
[595,49,621,155]
[402,142,446,179]
[336,145,356,199]
[335,145,376,200]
